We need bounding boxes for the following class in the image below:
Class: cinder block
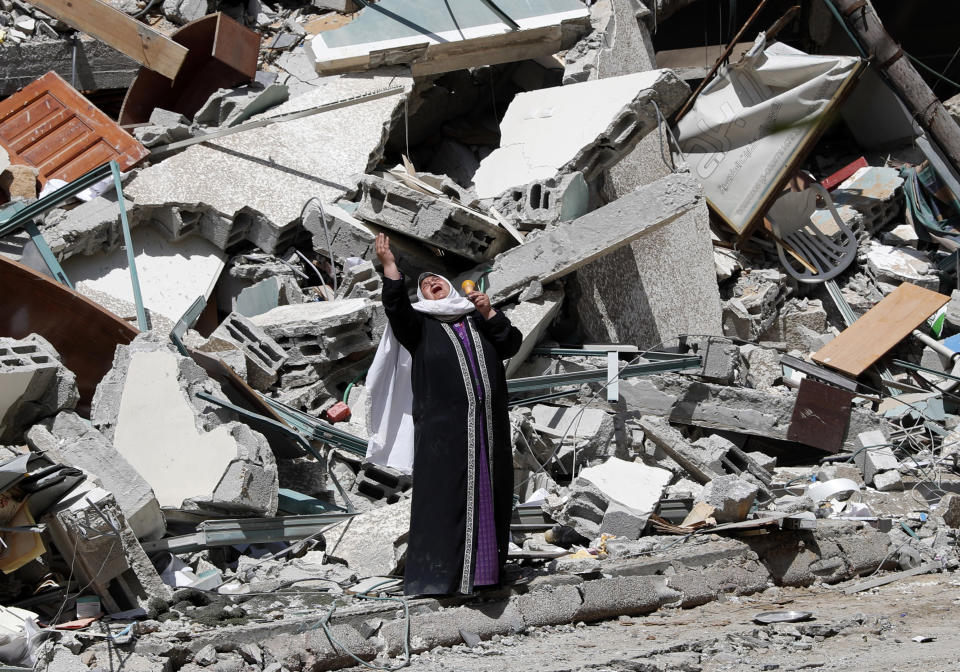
[0,337,78,443]
[211,312,288,391]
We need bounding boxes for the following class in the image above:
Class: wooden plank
[410,25,562,77]
[0,71,148,185]
[812,283,950,377]
[212,12,260,76]
[27,0,188,80]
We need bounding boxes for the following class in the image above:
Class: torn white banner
[676,36,863,236]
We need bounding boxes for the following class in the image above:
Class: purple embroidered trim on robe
[452,320,499,587]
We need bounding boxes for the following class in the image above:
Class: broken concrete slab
[484,172,702,304]
[0,37,139,96]
[326,497,410,578]
[625,375,886,452]
[91,334,278,517]
[0,336,78,443]
[531,404,615,466]
[209,312,289,391]
[855,431,901,485]
[635,416,723,484]
[61,227,226,327]
[125,70,412,255]
[40,195,134,263]
[26,411,165,541]
[503,288,563,377]
[865,242,938,291]
[351,174,510,262]
[579,457,671,516]
[250,298,378,367]
[473,69,689,199]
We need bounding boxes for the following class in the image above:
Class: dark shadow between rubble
[200,143,352,193]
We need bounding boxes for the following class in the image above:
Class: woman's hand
[375,233,401,280]
[468,291,496,320]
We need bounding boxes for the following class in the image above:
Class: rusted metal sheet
[786,378,853,454]
[0,257,137,415]
[119,13,259,126]
[0,71,147,186]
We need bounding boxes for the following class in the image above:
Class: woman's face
[420,275,449,300]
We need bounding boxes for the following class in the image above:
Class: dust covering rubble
[2,0,960,670]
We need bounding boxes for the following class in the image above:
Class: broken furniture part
[25,0,188,80]
[766,184,857,283]
[0,72,147,186]
[813,283,950,377]
[307,0,589,76]
[472,69,689,200]
[118,13,259,125]
[42,484,172,614]
[787,378,854,454]
[140,513,356,554]
[676,39,864,237]
[0,257,137,415]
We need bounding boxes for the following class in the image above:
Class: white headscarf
[365,275,475,474]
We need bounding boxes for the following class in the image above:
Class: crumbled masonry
[3,1,960,670]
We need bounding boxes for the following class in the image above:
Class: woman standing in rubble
[366,233,522,596]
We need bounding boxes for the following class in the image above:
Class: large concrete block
[531,404,615,466]
[250,299,377,367]
[484,172,703,304]
[491,171,590,230]
[352,174,510,262]
[0,336,78,443]
[574,576,661,621]
[578,456,671,514]
[91,334,278,517]
[473,69,689,199]
[26,411,165,541]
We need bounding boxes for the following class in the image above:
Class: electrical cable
[299,196,338,292]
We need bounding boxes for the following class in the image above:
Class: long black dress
[381,276,522,596]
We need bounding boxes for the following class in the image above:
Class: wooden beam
[27,0,188,80]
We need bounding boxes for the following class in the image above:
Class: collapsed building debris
[3,1,960,670]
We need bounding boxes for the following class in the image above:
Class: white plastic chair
[766,183,857,284]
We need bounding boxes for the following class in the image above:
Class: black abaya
[381,277,522,596]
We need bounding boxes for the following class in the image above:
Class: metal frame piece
[506,355,702,394]
[170,295,208,355]
[140,512,357,554]
[259,395,369,456]
[110,161,147,331]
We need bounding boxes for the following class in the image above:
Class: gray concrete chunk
[26,411,165,541]
[91,334,278,517]
[0,336,78,443]
[484,172,702,304]
[473,69,689,199]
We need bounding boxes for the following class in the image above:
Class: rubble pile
[2,0,960,670]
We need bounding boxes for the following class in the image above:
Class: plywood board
[786,378,853,453]
[813,283,950,376]
[0,71,148,185]
[27,0,187,80]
